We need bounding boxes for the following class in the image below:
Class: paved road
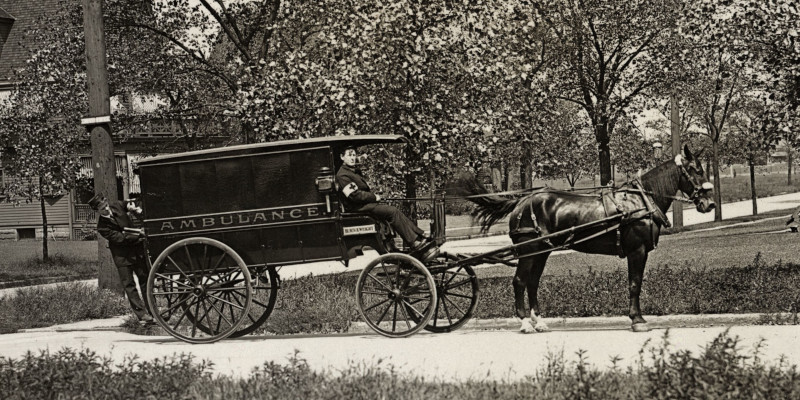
[2,324,798,381]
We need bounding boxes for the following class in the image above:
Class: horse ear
[682,144,693,161]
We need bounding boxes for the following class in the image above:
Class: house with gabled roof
[0,0,230,240]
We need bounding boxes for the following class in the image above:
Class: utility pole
[82,0,121,292]
[670,94,683,228]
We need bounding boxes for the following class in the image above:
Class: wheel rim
[147,238,252,343]
[424,264,478,333]
[356,254,436,338]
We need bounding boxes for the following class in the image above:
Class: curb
[347,313,798,334]
[17,313,796,336]
[0,275,96,290]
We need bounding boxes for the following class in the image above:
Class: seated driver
[336,146,435,254]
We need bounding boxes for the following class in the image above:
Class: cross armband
[342,182,358,197]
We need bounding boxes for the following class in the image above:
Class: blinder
[679,163,713,202]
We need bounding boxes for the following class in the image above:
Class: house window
[17,228,35,240]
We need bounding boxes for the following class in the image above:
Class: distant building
[0,0,229,240]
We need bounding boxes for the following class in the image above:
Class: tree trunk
[503,163,511,191]
[712,140,723,221]
[789,144,793,185]
[39,177,49,262]
[749,160,757,215]
[596,124,612,186]
[404,172,417,223]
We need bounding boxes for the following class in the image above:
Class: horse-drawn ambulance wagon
[137,134,713,343]
[138,135,478,343]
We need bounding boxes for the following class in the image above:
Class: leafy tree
[532,0,679,185]
[531,103,597,188]
[0,4,86,260]
[610,117,657,180]
[725,95,785,214]
[679,1,756,221]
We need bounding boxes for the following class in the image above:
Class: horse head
[676,145,715,213]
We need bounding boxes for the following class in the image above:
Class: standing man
[336,146,438,260]
[88,193,153,324]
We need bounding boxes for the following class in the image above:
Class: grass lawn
[475,210,800,279]
[0,240,97,284]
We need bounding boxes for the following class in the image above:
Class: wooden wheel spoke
[211,252,229,272]
[183,245,197,272]
[366,272,391,291]
[170,299,195,330]
[155,273,192,288]
[360,289,391,296]
[397,300,413,330]
[401,299,425,319]
[190,300,201,337]
[443,292,473,300]
[444,296,467,318]
[165,256,191,280]
[154,290,193,296]
[404,293,432,301]
[391,302,398,332]
[201,244,209,270]
[364,297,392,313]
[444,278,472,291]
[206,285,247,293]
[206,293,246,310]
[206,296,234,327]
[252,298,269,309]
[441,294,454,325]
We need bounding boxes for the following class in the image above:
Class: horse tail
[448,173,524,232]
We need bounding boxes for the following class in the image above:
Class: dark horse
[453,145,715,333]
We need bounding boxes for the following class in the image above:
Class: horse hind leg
[527,254,550,333]
[513,257,536,333]
[627,246,651,332]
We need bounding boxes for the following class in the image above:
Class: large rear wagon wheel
[146,238,252,344]
[227,266,279,338]
[355,253,436,338]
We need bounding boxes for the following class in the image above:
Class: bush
[253,256,800,335]
[0,348,211,399]
[2,332,799,399]
[0,282,128,333]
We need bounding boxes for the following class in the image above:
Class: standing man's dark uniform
[89,193,153,323]
[336,147,434,254]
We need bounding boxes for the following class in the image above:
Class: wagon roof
[137,134,406,166]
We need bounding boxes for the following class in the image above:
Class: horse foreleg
[513,259,535,333]
[627,246,650,332]
[527,254,550,332]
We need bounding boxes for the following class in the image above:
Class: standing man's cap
[87,193,105,210]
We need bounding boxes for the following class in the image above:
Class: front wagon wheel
[147,238,252,344]
[356,253,436,338]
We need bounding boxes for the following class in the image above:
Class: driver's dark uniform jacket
[96,200,151,320]
[336,164,424,245]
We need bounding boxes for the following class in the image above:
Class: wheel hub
[192,284,206,298]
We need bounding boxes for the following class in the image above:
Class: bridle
[677,160,713,204]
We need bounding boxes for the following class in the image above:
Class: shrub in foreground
[258,257,800,335]
[2,332,799,399]
[0,282,128,333]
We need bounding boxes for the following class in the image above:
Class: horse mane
[639,160,681,210]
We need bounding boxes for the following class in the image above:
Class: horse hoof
[631,323,651,332]
[519,319,536,333]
